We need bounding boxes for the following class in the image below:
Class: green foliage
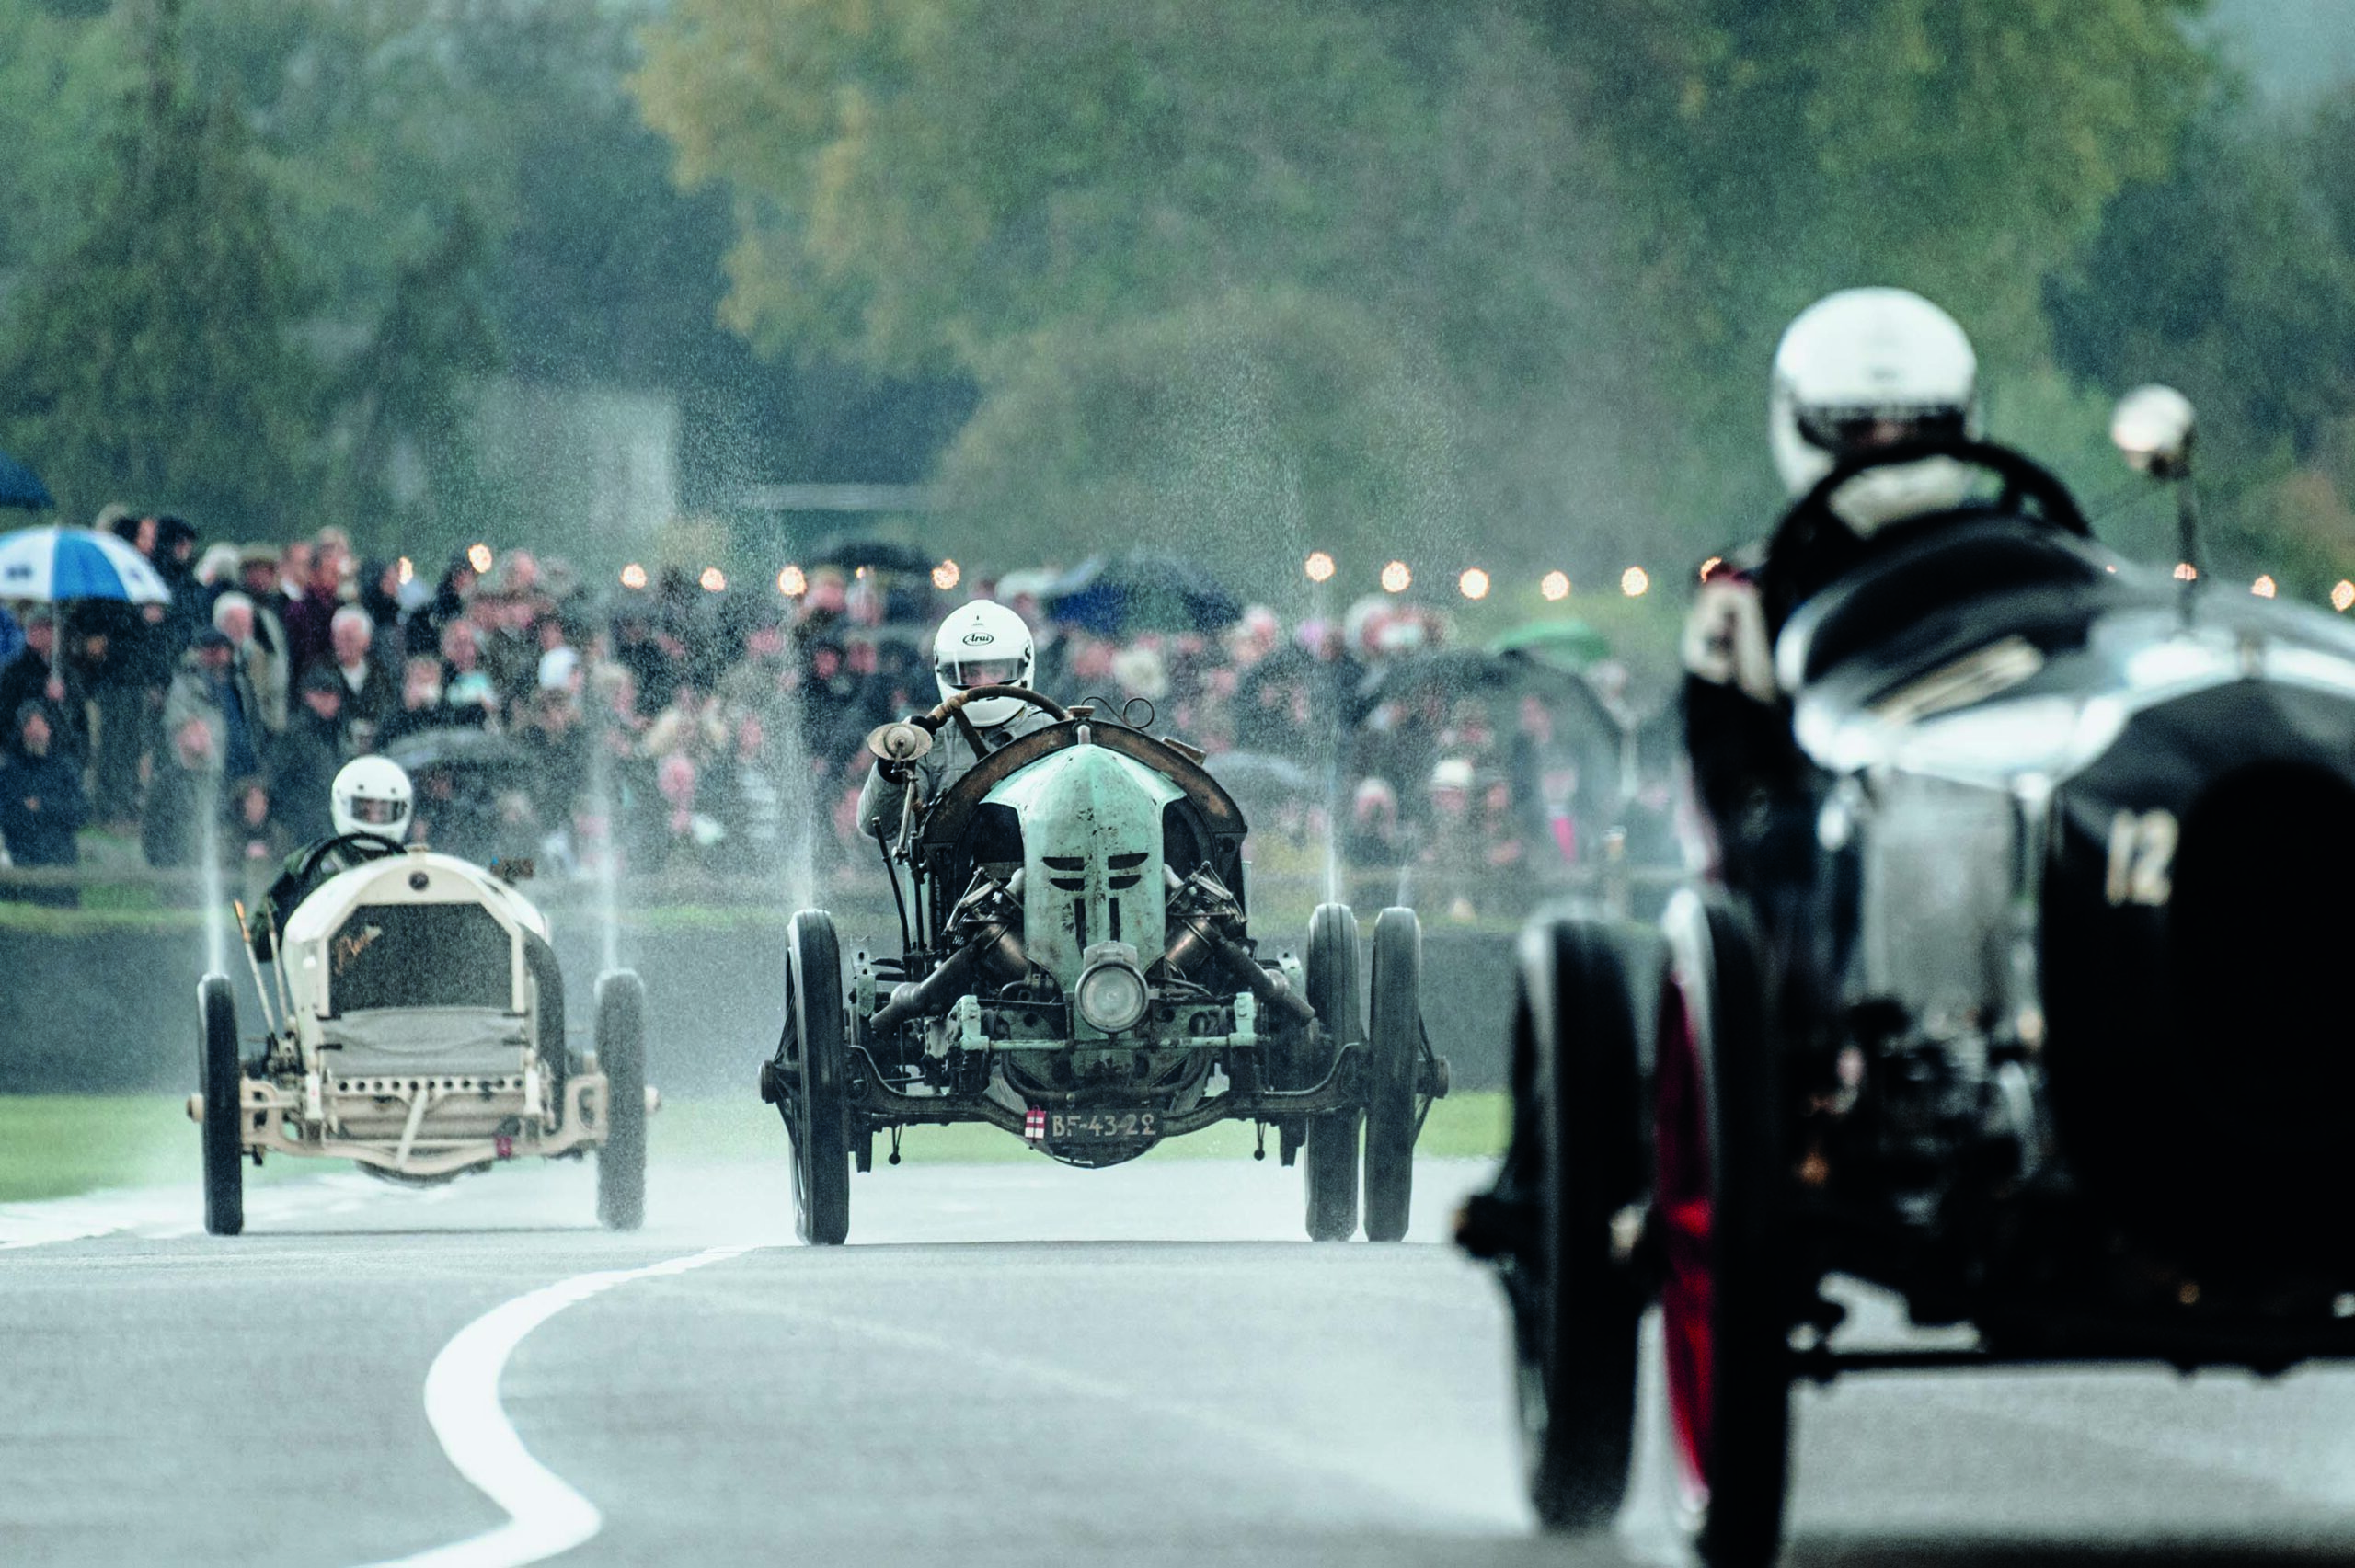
[0,33,317,531]
[0,1,133,284]
[640,0,2222,577]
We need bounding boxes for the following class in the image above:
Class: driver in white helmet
[245,757,414,959]
[856,600,1058,844]
[1683,287,1983,884]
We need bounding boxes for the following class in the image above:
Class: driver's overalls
[855,706,1060,847]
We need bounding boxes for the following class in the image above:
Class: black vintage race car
[1460,389,2355,1565]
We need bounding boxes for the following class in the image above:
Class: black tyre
[780,911,851,1246]
[197,974,244,1238]
[595,970,649,1232]
[1656,890,1790,1568]
[1301,902,1361,1242]
[1361,907,1422,1242]
[1510,918,1647,1529]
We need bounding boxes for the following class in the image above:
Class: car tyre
[1509,916,1647,1529]
[1361,907,1422,1242]
[1302,902,1362,1242]
[781,911,852,1246]
[197,973,244,1238]
[1656,890,1790,1568]
[595,970,649,1232]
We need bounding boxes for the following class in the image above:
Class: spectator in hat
[0,702,88,905]
[164,628,262,788]
[270,666,350,843]
[0,608,77,760]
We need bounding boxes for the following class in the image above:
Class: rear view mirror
[2110,384,2195,477]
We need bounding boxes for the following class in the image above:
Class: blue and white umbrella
[0,525,171,604]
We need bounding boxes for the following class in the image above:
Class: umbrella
[1360,647,1527,705]
[1047,552,1242,636]
[383,725,534,782]
[0,451,53,510]
[1486,618,1611,671]
[0,525,169,604]
[809,536,937,575]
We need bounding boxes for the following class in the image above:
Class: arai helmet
[933,600,1036,728]
[331,756,413,841]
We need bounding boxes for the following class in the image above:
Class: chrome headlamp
[1074,942,1150,1034]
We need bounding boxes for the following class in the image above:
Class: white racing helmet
[331,756,414,841]
[1769,287,1979,535]
[934,600,1037,728]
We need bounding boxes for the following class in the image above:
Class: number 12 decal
[2104,809,2177,907]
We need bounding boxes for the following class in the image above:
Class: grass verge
[0,1092,1506,1205]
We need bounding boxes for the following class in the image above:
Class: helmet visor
[945,657,1024,691]
[350,796,407,827]
[1797,406,1968,459]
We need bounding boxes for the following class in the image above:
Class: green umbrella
[1486,618,1610,670]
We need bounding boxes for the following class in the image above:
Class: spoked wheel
[1509,917,1647,1529]
[1655,890,1791,1568]
[1361,907,1423,1242]
[196,974,244,1237]
[594,970,649,1231]
[1301,902,1362,1242]
[778,911,851,1246]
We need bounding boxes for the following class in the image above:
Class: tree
[0,7,316,531]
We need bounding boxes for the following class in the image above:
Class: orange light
[2252,575,2279,599]
[2333,580,2354,612]
[1540,571,1570,602]
[1620,566,1650,598]
[2174,562,2199,582]
[932,559,961,591]
[1304,551,1336,584]
[467,543,493,575]
[1381,560,1411,594]
[699,567,727,592]
[777,565,808,597]
[1698,555,1723,580]
[396,556,414,585]
[1458,567,1490,601]
[619,563,649,591]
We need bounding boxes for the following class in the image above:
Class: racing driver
[245,756,413,959]
[856,600,1058,842]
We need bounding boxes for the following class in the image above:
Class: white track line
[356,1244,769,1568]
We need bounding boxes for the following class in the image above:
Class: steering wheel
[290,830,405,889]
[1771,437,2090,567]
[920,684,1071,729]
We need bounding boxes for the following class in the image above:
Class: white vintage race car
[190,839,652,1235]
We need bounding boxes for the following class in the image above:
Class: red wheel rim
[1655,977,1714,1504]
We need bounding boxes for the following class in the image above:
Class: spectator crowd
[0,510,1657,915]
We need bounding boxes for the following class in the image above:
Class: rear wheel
[779,912,851,1246]
[1361,907,1422,1242]
[1511,918,1647,1528]
[197,974,244,1238]
[1302,902,1362,1242]
[1656,891,1790,1568]
[595,970,648,1231]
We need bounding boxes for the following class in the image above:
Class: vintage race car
[760,686,1448,1244]
[1463,391,2355,1566]
[191,836,652,1236]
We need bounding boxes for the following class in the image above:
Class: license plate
[1044,1110,1159,1143]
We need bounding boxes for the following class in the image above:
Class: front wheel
[1507,917,1647,1530]
[595,970,649,1231]
[1656,890,1791,1568]
[1361,907,1422,1242]
[779,911,851,1245]
[1302,902,1362,1242]
[197,974,244,1237]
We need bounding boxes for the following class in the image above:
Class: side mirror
[2110,384,2195,477]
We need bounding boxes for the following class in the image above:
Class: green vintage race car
[759,686,1448,1243]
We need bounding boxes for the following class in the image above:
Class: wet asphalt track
[6,1152,2355,1568]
